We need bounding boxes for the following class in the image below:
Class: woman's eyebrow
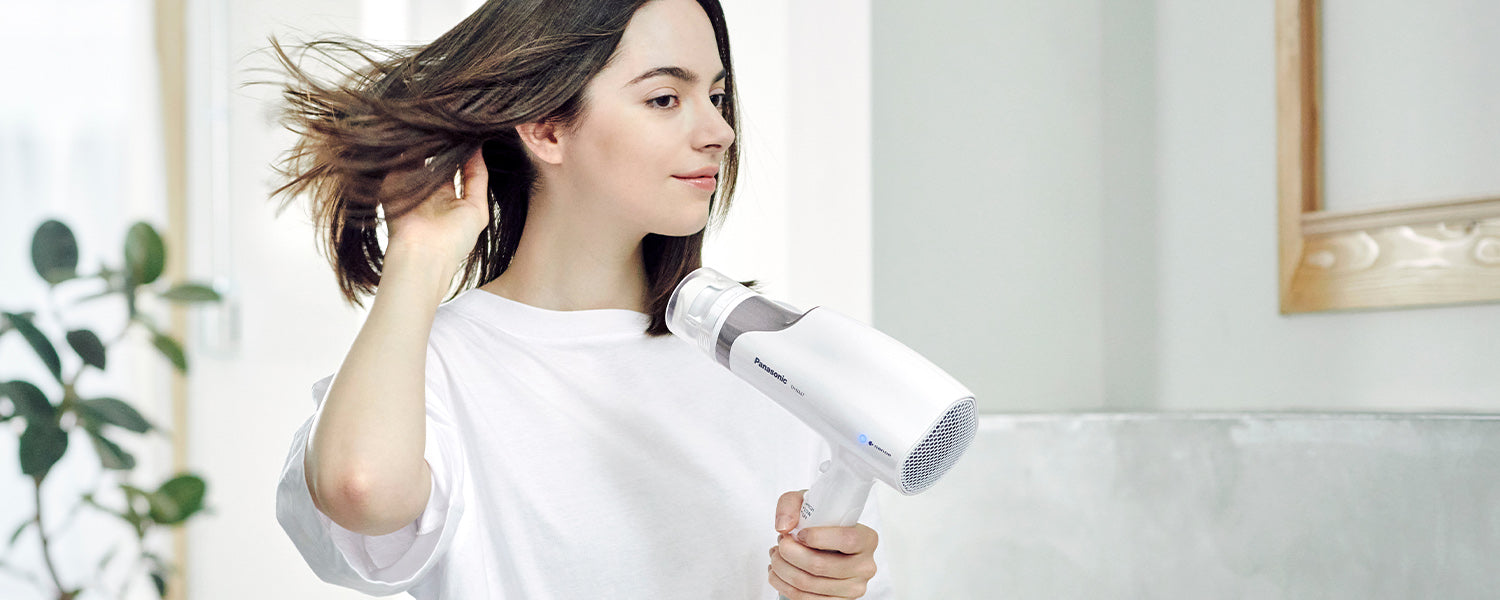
[625,66,728,87]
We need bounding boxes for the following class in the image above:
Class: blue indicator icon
[858,433,868,444]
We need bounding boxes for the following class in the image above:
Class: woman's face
[550,0,735,239]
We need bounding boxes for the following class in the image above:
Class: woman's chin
[651,212,711,237]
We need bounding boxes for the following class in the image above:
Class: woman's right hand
[381,148,491,266]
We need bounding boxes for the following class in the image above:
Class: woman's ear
[515,120,565,166]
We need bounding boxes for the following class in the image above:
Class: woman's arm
[304,242,450,536]
[303,149,490,537]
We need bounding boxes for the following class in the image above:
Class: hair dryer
[666,267,979,533]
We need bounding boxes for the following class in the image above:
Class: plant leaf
[8,519,32,548]
[150,474,206,525]
[124,222,166,286]
[66,329,107,370]
[3,380,56,424]
[31,220,79,285]
[151,571,167,598]
[19,420,68,477]
[85,429,136,471]
[159,283,221,303]
[3,312,62,383]
[149,332,188,373]
[75,397,153,434]
[0,311,28,337]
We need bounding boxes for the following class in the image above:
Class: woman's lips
[673,176,717,192]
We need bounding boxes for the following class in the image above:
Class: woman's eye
[648,93,727,111]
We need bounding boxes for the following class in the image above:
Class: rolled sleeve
[276,375,466,595]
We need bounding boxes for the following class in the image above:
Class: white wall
[1099,0,1160,410]
[182,3,370,599]
[1322,0,1500,211]
[872,0,1107,412]
[872,0,1500,414]
[707,0,873,321]
[1153,0,1500,412]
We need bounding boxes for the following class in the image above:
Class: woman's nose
[696,100,735,150]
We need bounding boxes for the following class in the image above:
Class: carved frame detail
[1276,0,1500,313]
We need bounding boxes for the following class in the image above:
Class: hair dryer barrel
[668,268,978,522]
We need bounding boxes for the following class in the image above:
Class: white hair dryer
[666,267,978,533]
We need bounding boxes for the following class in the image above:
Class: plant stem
[32,476,69,597]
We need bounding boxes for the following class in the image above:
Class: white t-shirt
[276,288,894,599]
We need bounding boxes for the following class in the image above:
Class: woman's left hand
[768,490,879,599]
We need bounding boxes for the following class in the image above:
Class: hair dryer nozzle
[666,267,755,356]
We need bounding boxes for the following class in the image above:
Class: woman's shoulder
[430,288,521,336]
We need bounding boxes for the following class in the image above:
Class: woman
[269,0,889,598]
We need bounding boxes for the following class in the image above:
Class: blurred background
[1,0,1497,598]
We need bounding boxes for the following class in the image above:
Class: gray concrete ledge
[875,413,1500,599]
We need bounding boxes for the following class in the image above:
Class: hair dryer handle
[792,446,875,533]
[780,449,874,600]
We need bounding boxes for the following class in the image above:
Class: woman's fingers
[775,490,805,533]
[792,525,879,556]
[457,147,488,203]
[776,531,872,579]
[767,557,854,600]
[769,535,871,598]
[381,147,491,258]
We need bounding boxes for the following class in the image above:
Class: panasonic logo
[754,357,788,385]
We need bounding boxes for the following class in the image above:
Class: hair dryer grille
[900,398,978,494]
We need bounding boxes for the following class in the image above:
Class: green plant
[1,220,219,600]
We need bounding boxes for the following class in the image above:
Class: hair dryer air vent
[901,398,977,494]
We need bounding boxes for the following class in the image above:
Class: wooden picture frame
[1276,0,1500,313]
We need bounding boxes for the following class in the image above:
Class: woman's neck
[478,188,650,314]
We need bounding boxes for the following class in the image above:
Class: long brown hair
[266,0,742,336]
